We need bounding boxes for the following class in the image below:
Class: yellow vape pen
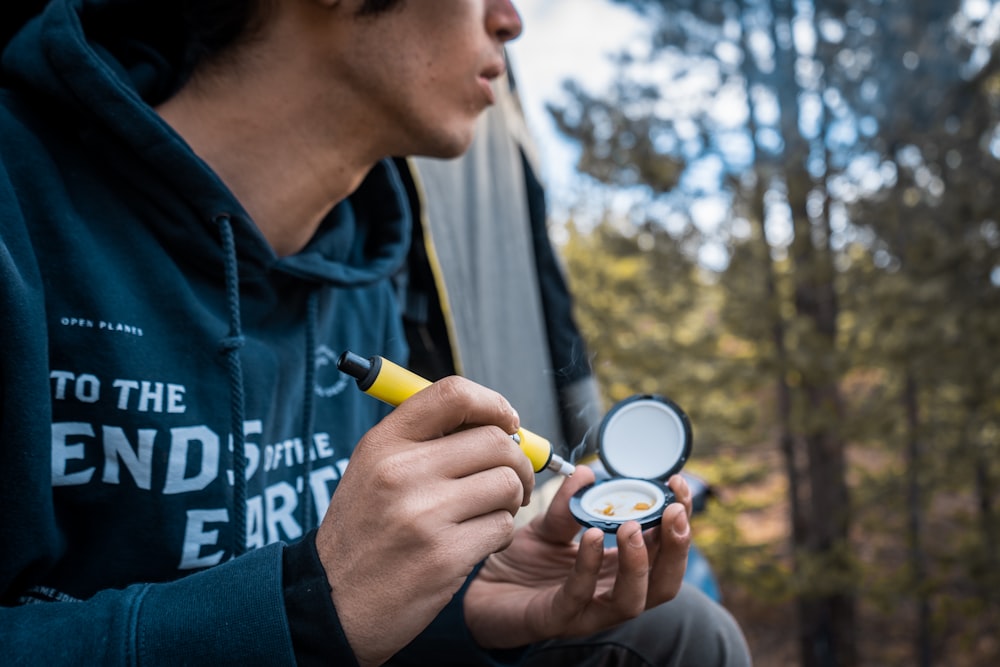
[337,350,575,476]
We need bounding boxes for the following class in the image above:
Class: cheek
[382,96,477,160]
[410,73,480,131]
[381,56,485,155]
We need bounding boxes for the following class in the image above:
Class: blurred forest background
[537,0,1000,665]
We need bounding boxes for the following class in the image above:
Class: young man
[0,1,749,665]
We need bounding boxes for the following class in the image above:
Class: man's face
[317,0,523,159]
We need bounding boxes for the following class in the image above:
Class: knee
[632,583,752,667]
[522,583,752,667]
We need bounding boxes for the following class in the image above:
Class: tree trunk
[904,371,932,667]
[737,0,807,556]
[771,0,856,663]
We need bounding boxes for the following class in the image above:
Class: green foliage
[548,0,1000,663]
[560,217,768,451]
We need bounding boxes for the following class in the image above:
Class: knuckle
[486,511,516,550]
[563,584,592,609]
[496,465,525,505]
[488,426,524,465]
[491,391,514,420]
[395,508,438,544]
[677,530,692,548]
[434,375,471,405]
[435,376,514,427]
[633,562,653,581]
[493,509,515,534]
[371,454,411,491]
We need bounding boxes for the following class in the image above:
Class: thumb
[538,464,597,544]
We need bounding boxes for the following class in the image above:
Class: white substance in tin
[580,478,666,522]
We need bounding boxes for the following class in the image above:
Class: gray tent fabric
[408,75,568,450]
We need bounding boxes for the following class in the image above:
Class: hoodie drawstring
[301,291,318,534]
[215,214,321,555]
[215,215,248,557]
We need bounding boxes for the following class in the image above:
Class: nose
[488,0,523,43]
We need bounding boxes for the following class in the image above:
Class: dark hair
[0,0,405,87]
[357,0,403,16]
[182,0,404,65]
[177,0,260,67]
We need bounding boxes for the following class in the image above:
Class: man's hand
[314,376,536,667]
[464,466,692,649]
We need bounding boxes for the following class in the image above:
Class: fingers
[430,426,536,505]
[545,472,691,612]
[637,474,691,605]
[547,527,604,626]
[553,521,650,632]
[466,485,685,648]
[607,522,651,617]
[429,464,530,524]
[374,376,535,504]
[383,375,520,442]
[536,464,596,544]
[668,474,693,519]
[565,481,688,626]
[442,509,520,563]
[645,501,690,605]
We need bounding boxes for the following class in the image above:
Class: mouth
[477,60,506,106]
[477,75,497,105]
[481,58,507,81]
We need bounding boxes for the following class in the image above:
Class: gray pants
[519,583,752,667]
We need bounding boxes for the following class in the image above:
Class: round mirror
[598,394,691,480]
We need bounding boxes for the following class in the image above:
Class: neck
[156,25,381,256]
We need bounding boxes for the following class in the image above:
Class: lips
[480,58,506,81]
[477,59,506,106]
[478,76,496,105]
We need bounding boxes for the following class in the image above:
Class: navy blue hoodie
[0,0,492,664]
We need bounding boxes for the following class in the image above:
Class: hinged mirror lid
[597,394,692,481]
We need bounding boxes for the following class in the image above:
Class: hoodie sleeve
[388,563,528,667]
[282,532,360,667]
[282,534,524,667]
[2,545,300,666]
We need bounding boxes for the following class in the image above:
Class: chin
[423,139,475,160]
[435,142,473,160]
[414,123,478,160]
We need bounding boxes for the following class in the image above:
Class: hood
[1,0,410,287]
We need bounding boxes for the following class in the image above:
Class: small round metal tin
[569,394,692,533]
[569,477,670,532]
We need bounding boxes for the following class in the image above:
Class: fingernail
[629,530,644,548]
[673,512,689,538]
